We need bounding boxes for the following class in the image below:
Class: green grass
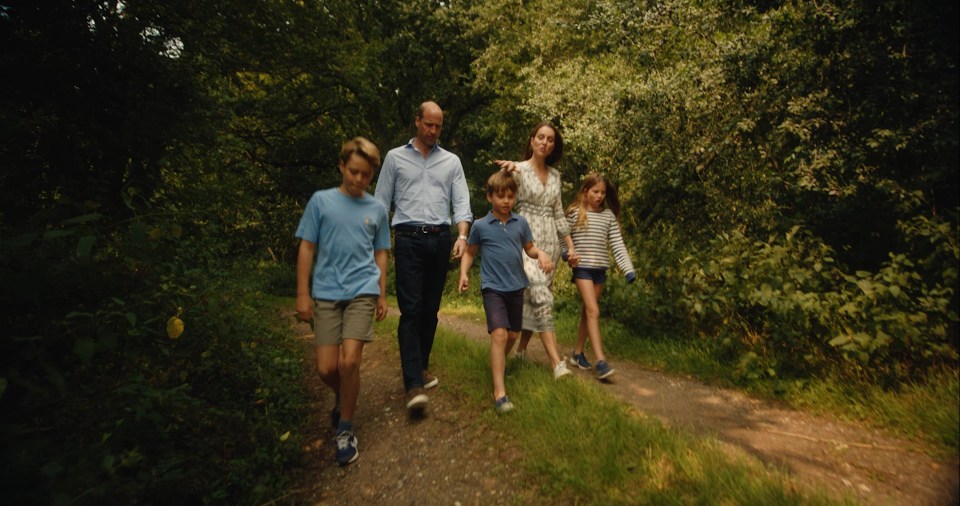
[782,372,960,456]
[426,324,848,505]
[447,267,955,459]
[540,297,960,457]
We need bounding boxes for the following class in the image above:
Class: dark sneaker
[595,360,615,380]
[423,370,439,390]
[568,353,592,370]
[494,395,514,414]
[406,387,429,412]
[335,431,358,466]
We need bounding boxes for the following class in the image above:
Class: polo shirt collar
[486,211,518,224]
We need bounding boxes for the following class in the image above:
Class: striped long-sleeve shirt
[565,208,635,277]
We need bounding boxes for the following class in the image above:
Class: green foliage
[470,0,958,383]
[0,200,306,503]
[3,0,958,498]
[643,224,958,383]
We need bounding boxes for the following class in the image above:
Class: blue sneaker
[568,353,592,370]
[595,360,615,380]
[494,395,515,414]
[335,430,358,465]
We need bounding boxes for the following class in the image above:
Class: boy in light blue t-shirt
[458,171,553,413]
[296,137,390,466]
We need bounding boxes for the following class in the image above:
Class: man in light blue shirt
[375,101,472,414]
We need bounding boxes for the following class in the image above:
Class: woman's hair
[566,172,620,230]
[522,122,564,166]
[486,170,518,195]
[340,136,381,169]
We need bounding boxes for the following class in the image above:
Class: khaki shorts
[311,296,377,346]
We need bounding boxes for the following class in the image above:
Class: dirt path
[283,315,548,506]
[284,311,959,505]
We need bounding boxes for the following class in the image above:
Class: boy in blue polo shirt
[296,137,390,466]
[458,171,553,413]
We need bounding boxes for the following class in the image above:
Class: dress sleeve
[551,169,571,238]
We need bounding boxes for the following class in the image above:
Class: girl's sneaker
[595,360,615,380]
[494,395,514,414]
[515,349,527,361]
[568,353,592,370]
[553,360,573,379]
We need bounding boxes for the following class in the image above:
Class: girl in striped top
[562,173,636,380]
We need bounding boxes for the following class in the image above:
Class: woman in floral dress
[495,122,580,379]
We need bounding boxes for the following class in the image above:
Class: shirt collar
[486,210,517,224]
[404,138,442,153]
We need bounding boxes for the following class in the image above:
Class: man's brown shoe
[423,370,439,390]
[406,387,428,411]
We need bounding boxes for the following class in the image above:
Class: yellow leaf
[279,431,291,442]
[166,316,185,339]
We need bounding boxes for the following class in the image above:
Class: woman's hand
[494,160,519,173]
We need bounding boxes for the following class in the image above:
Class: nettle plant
[679,225,958,383]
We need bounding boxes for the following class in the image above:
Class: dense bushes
[469,0,958,383]
[0,204,307,503]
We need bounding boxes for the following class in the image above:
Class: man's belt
[394,224,448,235]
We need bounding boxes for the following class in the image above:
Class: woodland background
[1,0,956,503]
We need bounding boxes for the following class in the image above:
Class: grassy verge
[427,324,847,505]
[543,296,960,458]
[439,268,959,458]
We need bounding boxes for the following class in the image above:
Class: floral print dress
[513,161,570,332]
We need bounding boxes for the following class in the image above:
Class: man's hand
[452,237,467,259]
[458,274,470,293]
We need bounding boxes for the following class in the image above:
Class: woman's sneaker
[494,395,514,414]
[335,431,359,466]
[553,360,573,379]
[568,353,592,370]
[595,360,615,380]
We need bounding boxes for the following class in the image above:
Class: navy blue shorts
[571,267,608,285]
[481,288,524,333]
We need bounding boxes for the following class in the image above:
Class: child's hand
[296,294,314,322]
[458,274,470,293]
[539,256,554,273]
[376,295,388,321]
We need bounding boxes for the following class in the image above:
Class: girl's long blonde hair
[566,172,620,230]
